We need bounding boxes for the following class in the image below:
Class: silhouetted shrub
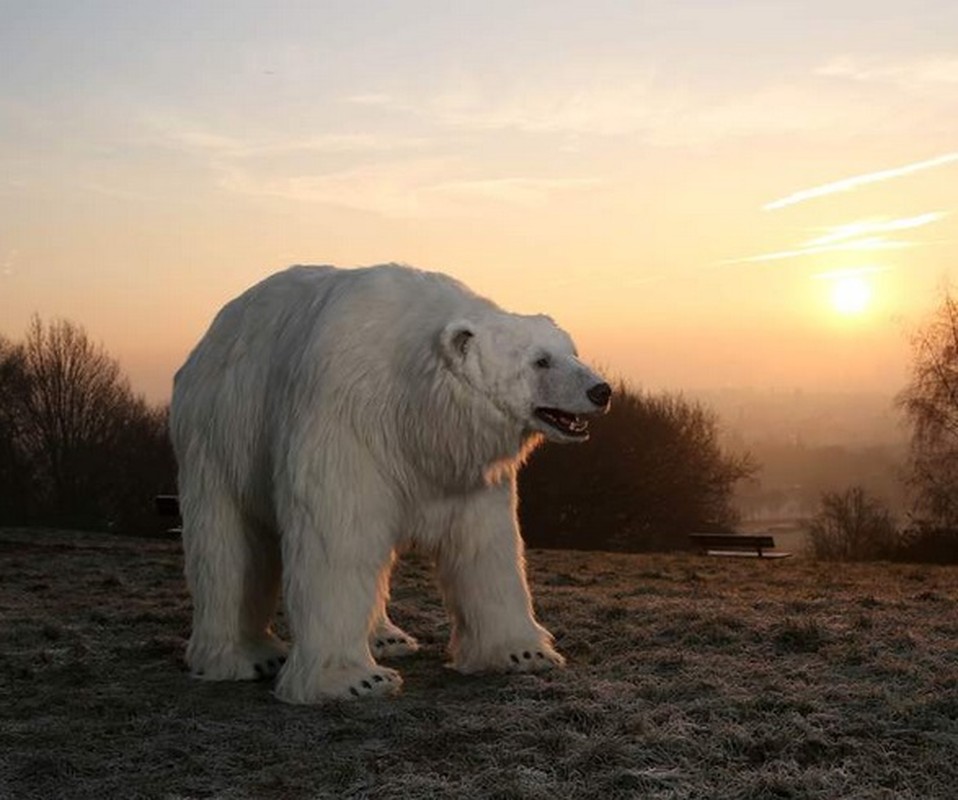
[893,525,958,565]
[808,487,900,561]
[519,381,755,552]
[808,487,958,564]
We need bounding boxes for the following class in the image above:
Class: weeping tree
[519,381,755,552]
[896,290,958,529]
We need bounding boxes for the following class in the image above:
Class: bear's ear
[440,320,475,364]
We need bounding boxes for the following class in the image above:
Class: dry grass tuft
[1,528,957,799]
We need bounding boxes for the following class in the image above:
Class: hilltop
[2,527,956,799]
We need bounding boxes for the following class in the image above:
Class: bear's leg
[369,554,420,660]
[274,508,402,704]
[182,491,288,681]
[435,482,565,674]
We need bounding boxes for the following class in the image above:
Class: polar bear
[170,264,610,704]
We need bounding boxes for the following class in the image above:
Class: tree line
[6,292,954,562]
[0,317,176,533]
[0,316,752,547]
[809,290,958,563]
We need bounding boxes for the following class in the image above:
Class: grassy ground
[2,527,957,800]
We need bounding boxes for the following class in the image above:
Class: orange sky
[2,2,956,402]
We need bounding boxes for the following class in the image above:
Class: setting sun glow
[830,275,873,316]
[1,5,957,399]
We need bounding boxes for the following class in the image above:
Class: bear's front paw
[505,646,565,673]
[274,662,403,704]
[343,666,403,699]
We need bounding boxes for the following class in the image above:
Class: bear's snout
[587,382,612,409]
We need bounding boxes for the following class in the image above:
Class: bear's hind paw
[187,636,289,682]
[371,634,420,660]
[252,655,286,680]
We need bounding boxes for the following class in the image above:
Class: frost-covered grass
[2,527,957,799]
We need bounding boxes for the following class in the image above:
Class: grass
[1,527,957,799]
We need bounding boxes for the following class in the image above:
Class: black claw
[523,651,531,659]
[373,674,384,682]
[510,654,520,664]
[350,687,360,697]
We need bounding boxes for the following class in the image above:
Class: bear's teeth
[535,408,588,436]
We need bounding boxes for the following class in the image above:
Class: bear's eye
[534,356,551,369]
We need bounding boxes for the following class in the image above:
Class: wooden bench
[689,533,791,559]
[155,495,181,517]
[154,495,182,535]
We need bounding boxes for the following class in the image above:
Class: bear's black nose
[587,382,612,408]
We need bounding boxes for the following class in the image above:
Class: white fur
[170,264,607,704]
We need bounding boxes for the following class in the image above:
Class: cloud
[218,158,450,216]
[151,116,431,160]
[422,176,600,207]
[438,82,832,142]
[219,159,597,218]
[343,93,396,107]
[342,63,942,146]
[763,153,958,210]
[134,110,602,216]
[1,248,17,278]
[817,55,958,87]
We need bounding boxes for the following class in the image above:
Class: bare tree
[15,317,133,521]
[896,290,958,528]
[0,317,177,530]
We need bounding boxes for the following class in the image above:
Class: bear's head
[440,312,611,443]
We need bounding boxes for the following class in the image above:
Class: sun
[829,275,872,316]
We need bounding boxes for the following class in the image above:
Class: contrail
[805,212,947,246]
[722,237,912,265]
[764,152,958,211]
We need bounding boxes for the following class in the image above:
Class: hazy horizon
[3,2,957,404]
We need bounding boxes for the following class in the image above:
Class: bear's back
[171,264,499,461]
[176,264,491,385]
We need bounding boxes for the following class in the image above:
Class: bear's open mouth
[534,407,589,438]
